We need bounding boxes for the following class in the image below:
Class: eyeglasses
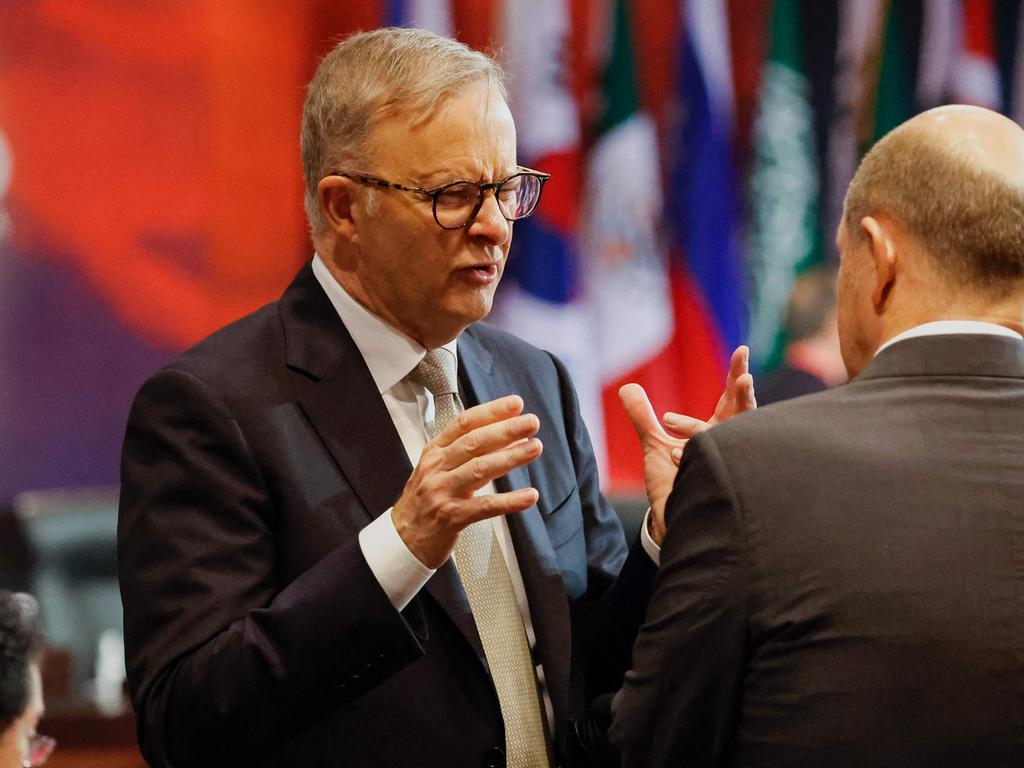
[23,734,55,767]
[330,167,550,230]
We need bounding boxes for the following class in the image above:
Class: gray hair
[300,27,508,237]
[844,126,1024,295]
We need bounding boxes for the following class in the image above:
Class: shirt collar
[311,254,458,393]
[876,320,1023,356]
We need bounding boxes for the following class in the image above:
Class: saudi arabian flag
[745,0,824,371]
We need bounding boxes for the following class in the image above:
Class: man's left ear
[861,215,897,308]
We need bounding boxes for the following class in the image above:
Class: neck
[317,251,462,349]
[879,295,1024,348]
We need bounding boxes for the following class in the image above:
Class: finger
[618,383,666,442]
[727,345,750,384]
[712,347,756,423]
[661,412,707,439]
[448,438,544,495]
[671,446,684,466]
[736,372,757,411]
[461,487,541,524]
[433,395,523,448]
[444,413,540,469]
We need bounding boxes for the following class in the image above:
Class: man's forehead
[366,84,517,178]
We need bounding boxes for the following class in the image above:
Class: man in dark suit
[118,28,751,768]
[608,104,1024,766]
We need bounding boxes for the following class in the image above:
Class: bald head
[843,105,1024,294]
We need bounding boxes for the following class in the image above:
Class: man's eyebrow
[418,167,519,185]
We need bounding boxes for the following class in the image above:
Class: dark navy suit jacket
[118,262,654,768]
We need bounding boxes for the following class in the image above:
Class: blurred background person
[756,265,847,405]
[0,591,52,768]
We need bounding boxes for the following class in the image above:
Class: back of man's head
[300,27,507,238]
[843,106,1024,296]
[0,592,40,733]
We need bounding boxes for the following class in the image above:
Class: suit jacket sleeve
[118,368,426,767]
[547,352,656,697]
[608,430,748,768]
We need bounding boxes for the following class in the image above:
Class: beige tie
[410,348,550,768]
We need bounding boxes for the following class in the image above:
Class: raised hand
[619,346,756,544]
[392,395,543,568]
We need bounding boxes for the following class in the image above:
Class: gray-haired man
[119,27,751,768]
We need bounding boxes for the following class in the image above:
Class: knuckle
[456,411,473,432]
[479,494,497,516]
[471,457,489,481]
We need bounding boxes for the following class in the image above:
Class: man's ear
[317,176,358,241]
[860,215,897,309]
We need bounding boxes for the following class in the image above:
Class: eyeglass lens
[434,173,542,229]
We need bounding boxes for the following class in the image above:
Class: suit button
[482,746,505,768]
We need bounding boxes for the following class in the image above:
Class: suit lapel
[280,265,487,666]
[459,328,574,727]
[281,264,412,523]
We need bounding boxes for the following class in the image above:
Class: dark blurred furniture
[0,502,34,591]
[609,495,649,544]
[13,486,123,702]
[42,708,145,768]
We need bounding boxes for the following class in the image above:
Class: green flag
[868,1,915,147]
[745,0,824,370]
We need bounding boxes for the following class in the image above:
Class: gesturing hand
[392,394,544,568]
[619,346,756,544]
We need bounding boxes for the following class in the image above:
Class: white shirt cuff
[639,508,661,566]
[358,508,436,611]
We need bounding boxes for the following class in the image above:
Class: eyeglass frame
[327,166,551,230]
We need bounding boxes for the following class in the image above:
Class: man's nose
[468,191,512,245]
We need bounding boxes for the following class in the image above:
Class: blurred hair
[843,125,1024,295]
[785,265,837,342]
[0,591,42,731]
[301,27,508,238]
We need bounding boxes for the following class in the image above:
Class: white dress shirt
[311,254,560,723]
[876,320,1023,355]
[311,254,661,728]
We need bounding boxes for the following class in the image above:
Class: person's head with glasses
[0,593,53,767]
[301,28,549,349]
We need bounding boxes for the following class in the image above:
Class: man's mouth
[460,262,500,283]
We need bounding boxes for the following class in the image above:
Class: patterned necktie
[409,348,550,768]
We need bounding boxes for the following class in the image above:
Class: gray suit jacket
[610,333,1024,767]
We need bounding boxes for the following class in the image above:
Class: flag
[488,0,607,464]
[954,0,1001,110]
[916,0,957,109]
[388,0,453,35]
[673,0,746,357]
[745,0,824,371]
[827,0,884,250]
[580,0,676,488]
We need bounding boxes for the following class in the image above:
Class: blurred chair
[608,495,649,544]
[13,486,122,704]
[0,502,34,591]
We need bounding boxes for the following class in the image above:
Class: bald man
[605,105,1024,767]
